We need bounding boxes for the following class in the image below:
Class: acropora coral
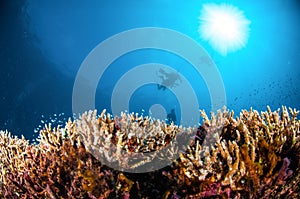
[0,106,299,198]
[163,106,300,198]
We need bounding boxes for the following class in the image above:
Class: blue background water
[1,0,299,140]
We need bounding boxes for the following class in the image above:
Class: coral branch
[0,106,299,198]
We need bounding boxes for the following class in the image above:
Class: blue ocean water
[0,0,299,140]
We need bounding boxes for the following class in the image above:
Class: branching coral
[77,110,194,172]
[0,106,299,199]
[0,110,189,198]
[0,131,30,198]
[164,106,300,198]
[0,124,119,198]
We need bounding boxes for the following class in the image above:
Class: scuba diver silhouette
[157,68,182,91]
[167,109,177,125]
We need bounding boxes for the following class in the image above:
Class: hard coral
[0,124,118,198]
[77,110,193,173]
[0,110,186,198]
[164,106,300,198]
[0,106,299,199]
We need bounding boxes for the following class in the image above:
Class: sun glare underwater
[1,0,300,198]
[198,3,251,56]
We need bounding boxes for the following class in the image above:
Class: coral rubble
[0,106,299,198]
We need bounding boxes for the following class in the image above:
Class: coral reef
[77,110,194,173]
[0,124,118,198]
[164,106,300,198]
[0,110,187,198]
[0,106,299,198]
